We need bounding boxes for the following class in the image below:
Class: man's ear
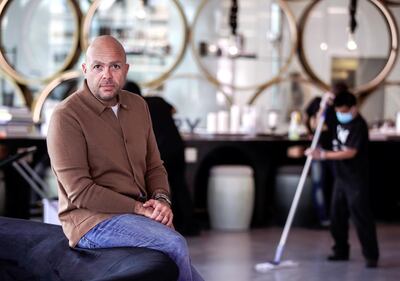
[82,63,87,74]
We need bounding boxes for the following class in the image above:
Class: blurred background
[0,0,399,135]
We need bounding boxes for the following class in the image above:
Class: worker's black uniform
[330,114,379,261]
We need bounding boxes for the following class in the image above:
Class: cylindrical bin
[208,165,255,230]
[274,165,317,227]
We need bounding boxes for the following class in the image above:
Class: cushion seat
[0,217,178,281]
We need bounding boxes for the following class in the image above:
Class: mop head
[254,260,298,273]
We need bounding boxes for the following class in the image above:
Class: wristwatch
[154,193,172,206]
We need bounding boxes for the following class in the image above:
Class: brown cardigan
[47,81,170,247]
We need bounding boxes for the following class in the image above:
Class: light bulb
[208,44,218,54]
[136,9,147,20]
[346,32,358,51]
[135,0,147,20]
[227,35,242,57]
[228,45,239,56]
[320,42,328,51]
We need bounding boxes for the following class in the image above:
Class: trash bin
[274,165,317,227]
[208,165,255,230]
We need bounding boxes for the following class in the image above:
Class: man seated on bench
[47,35,203,281]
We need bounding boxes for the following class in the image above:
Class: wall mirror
[249,75,326,134]
[191,0,297,91]
[82,0,188,88]
[0,0,81,85]
[298,0,398,95]
[0,71,26,107]
[150,74,231,133]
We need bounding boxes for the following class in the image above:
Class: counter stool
[207,165,255,230]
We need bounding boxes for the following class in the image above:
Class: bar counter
[0,132,399,224]
[183,133,400,225]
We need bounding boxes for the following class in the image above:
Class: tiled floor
[187,224,400,281]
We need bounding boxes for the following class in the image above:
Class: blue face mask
[336,111,353,124]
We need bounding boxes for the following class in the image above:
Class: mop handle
[273,104,327,264]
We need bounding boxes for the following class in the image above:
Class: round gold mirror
[150,73,231,133]
[82,0,188,88]
[298,0,398,95]
[0,0,81,85]
[249,74,326,133]
[191,0,297,91]
[0,71,26,107]
[32,70,83,126]
[250,74,326,105]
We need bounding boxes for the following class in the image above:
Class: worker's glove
[305,148,326,160]
[319,91,335,110]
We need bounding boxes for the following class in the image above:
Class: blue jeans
[77,214,204,281]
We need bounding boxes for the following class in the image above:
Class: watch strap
[154,193,172,206]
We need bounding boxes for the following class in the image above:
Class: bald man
[47,35,204,281]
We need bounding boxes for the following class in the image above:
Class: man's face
[335,105,356,124]
[82,40,129,105]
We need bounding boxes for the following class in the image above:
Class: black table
[183,133,400,225]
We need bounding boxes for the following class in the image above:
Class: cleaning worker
[305,89,379,268]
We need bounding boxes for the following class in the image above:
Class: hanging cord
[349,0,358,34]
[229,0,238,36]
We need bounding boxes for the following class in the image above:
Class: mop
[255,96,330,272]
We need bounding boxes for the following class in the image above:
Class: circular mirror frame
[0,70,27,107]
[383,1,400,5]
[151,72,233,105]
[298,0,399,96]
[190,0,298,91]
[32,70,81,123]
[0,0,82,85]
[248,74,327,105]
[81,0,189,89]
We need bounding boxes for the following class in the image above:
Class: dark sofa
[0,217,178,281]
